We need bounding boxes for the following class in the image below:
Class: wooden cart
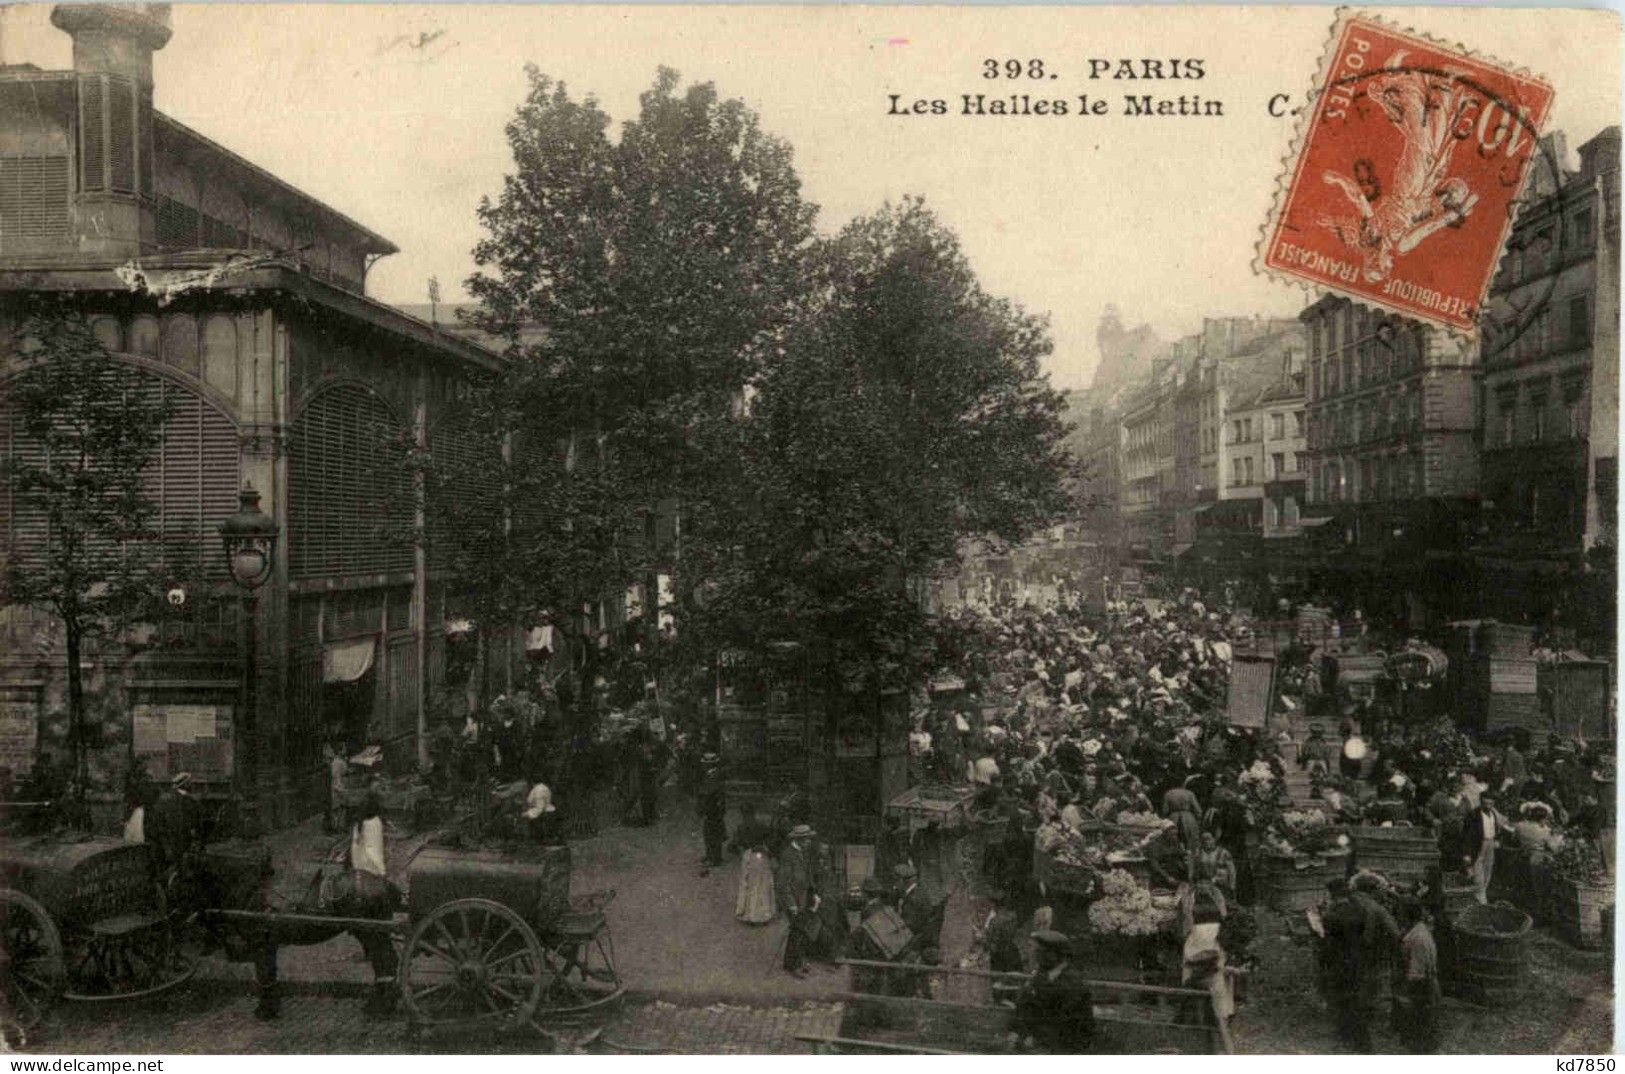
[203,835,623,1035]
[0,834,196,1032]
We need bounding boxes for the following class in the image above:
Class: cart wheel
[536,924,623,1016]
[0,889,66,1031]
[63,879,196,1001]
[402,898,544,1028]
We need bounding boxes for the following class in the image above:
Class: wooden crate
[1548,875,1614,949]
[1484,693,1546,735]
[1485,659,1538,694]
[1479,621,1535,659]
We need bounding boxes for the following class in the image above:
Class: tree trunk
[64,616,85,805]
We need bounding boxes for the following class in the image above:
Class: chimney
[51,4,171,256]
[52,4,171,83]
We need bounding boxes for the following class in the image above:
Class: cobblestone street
[22,981,844,1056]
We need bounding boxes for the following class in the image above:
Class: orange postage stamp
[1259,13,1554,332]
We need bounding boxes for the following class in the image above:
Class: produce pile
[1048,820,1161,868]
[1087,868,1178,936]
[1114,810,1173,830]
[1261,809,1348,858]
[1547,838,1609,885]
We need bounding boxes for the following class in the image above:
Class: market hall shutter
[289,383,412,580]
[78,75,106,192]
[0,365,241,579]
[0,157,71,246]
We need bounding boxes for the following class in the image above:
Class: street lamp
[219,485,279,796]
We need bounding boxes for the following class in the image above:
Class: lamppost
[219,485,279,798]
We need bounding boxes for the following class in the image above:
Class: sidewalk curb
[186,970,848,1010]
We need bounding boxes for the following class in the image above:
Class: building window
[1272,452,1284,478]
[1572,206,1594,249]
[1342,354,1354,394]
[1530,393,1547,442]
[1569,294,1592,347]
[1294,412,1305,438]
[1271,413,1284,440]
[1244,456,1255,485]
[1232,458,1243,485]
[1564,382,1585,439]
[1499,397,1516,446]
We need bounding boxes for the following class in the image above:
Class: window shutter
[107,77,135,194]
[0,157,71,244]
[1,365,240,579]
[137,87,154,198]
[79,76,106,192]
[289,383,412,580]
[156,195,200,250]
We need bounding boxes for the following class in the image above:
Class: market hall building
[0,4,498,823]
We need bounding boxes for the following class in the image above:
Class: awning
[323,638,376,684]
[1299,516,1335,528]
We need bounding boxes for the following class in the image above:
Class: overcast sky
[1,4,1617,388]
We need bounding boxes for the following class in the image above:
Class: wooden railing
[831,958,1233,1054]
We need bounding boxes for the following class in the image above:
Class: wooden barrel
[1454,902,1531,1004]
[1351,826,1439,885]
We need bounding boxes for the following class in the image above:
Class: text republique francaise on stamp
[1259,13,1554,333]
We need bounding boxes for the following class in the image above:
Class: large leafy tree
[681,198,1077,692]
[1,306,174,793]
[445,65,815,727]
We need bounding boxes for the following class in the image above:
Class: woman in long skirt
[735,809,777,925]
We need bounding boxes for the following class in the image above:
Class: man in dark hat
[1349,873,1401,1051]
[1009,931,1095,1053]
[1395,899,1440,1053]
[845,875,897,994]
[1318,876,1365,1049]
[778,824,824,977]
[697,753,727,874]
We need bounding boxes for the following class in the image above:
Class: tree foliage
[680,198,1076,691]
[1,306,175,786]
[456,69,1074,708]
[437,66,816,712]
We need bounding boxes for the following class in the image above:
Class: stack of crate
[1442,620,1484,728]
[1476,621,1544,734]
[1295,605,1334,648]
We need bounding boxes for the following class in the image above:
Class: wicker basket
[1044,855,1099,896]
[1454,901,1531,1003]
[1351,826,1439,884]
[1258,850,1348,913]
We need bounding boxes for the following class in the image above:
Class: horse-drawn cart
[200,828,623,1036]
[0,834,197,1032]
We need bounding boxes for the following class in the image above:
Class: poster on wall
[0,698,39,776]
[130,703,234,781]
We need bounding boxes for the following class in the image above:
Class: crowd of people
[868,578,1615,1051]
